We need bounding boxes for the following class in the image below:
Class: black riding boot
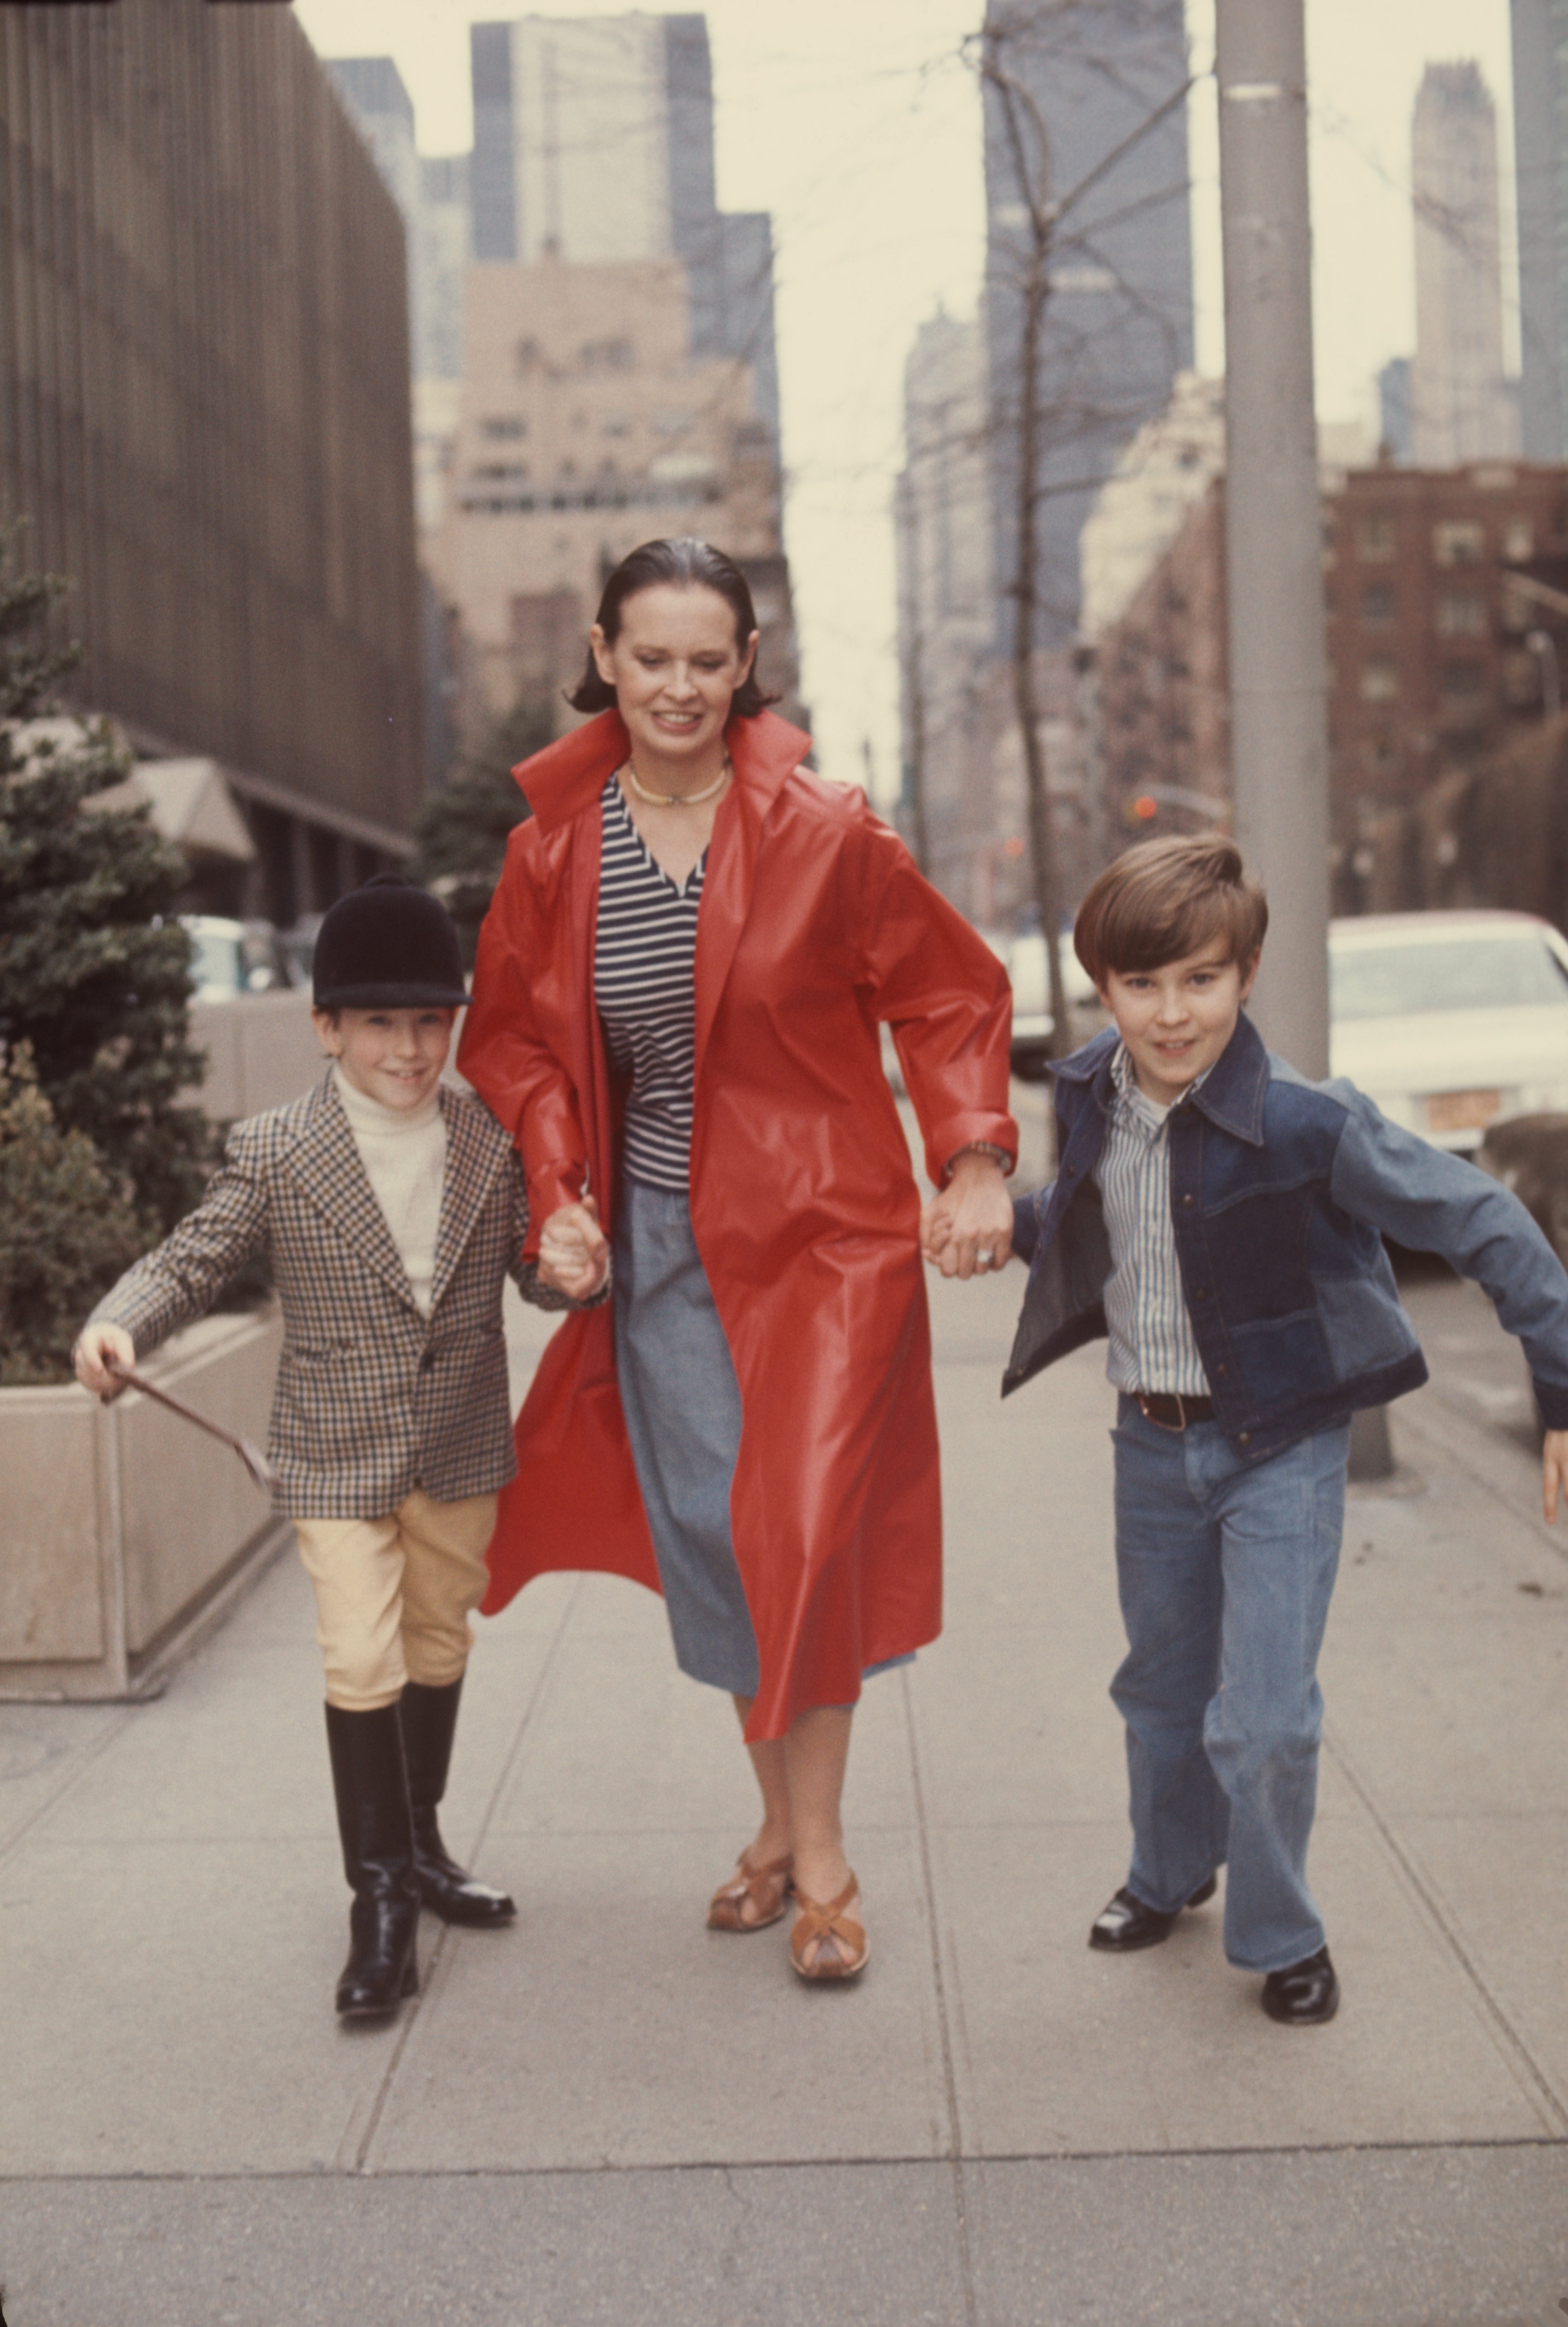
[399,1676,516,1927]
[324,1702,421,2018]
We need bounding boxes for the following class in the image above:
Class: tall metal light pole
[1217,0,1330,1077]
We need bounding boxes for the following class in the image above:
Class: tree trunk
[988,53,1070,1057]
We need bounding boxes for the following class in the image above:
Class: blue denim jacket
[1005,1012,1568,1460]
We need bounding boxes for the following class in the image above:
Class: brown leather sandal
[707,1851,794,1932]
[789,1873,868,1981]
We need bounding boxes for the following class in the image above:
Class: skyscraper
[1378,357,1414,463]
[1410,62,1519,466]
[981,0,1193,655]
[328,58,471,388]
[1512,0,1568,460]
[436,12,794,741]
[469,13,778,440]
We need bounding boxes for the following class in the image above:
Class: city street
[1,1217,1566,2324]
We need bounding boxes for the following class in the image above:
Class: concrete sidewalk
[1,1266,1566,2325]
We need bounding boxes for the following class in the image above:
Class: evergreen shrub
[0,524,210,1376]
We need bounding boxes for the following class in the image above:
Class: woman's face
[591,583,758,763]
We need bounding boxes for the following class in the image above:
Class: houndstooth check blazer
[91,1071,575,1518]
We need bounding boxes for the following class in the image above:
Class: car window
[1331,934,1568,1018]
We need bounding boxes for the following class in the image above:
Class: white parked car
[1330,911,1568,1153]
[182,915,288,1001]
[1006,932,1109,1079]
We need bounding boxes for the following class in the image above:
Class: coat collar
[1189,1010,1270,1145]
[286,1074,511,1319]
[1051,1012,1269,1146]
[428,1088,509,1313]
[511,706,813,834]
[513,707,813,1101]
[288,1072,418,1311]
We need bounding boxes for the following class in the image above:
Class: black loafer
[1088,1875,1218,1953]
[1261,1945,1339,2025]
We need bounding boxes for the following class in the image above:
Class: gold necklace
[624,756,731,809]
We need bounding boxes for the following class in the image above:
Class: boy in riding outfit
[981,835,1568,2024]
[75,876,581,2023]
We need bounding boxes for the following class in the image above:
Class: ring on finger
[976,1249,995,1268]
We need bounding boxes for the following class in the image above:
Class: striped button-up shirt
[1096,1042,1210,1396]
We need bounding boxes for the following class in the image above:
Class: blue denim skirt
[613,1178,913,1702]
[613,1178,758,1694]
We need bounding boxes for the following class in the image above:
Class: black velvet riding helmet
[312,873,470,1010]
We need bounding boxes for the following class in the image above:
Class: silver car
[1330,911,1568,1153]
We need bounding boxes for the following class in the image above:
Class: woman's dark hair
[566,537,778,718]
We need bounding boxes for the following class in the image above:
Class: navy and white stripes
[1096,1043,1210,1396]
[594,774,706,1192]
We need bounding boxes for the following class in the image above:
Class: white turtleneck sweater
[333,1065,448,1317]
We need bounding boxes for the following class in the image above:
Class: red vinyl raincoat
[459,706,1016,1739]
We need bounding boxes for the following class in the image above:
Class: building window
[515,337,543,374]
[472,462,526,482]
[581,337,634,371]
[1435,593,1486,638]
[1356,514,1397,561]
[603,416,631,437]
[1440,660,1488,698]
[1501,581,1533,633]
[652,411,692,437]
[1360,582,1395,625]
[480,417,526,441]
[1503,517,1534,562]
[1433,520,1485,567]
[1359,660,1398,702]
[1503,651,1541,705]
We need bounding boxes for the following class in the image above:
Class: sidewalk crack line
[900,1666,979,2327]
[351,1575,585,2174]
[1323,1723,1568,2135]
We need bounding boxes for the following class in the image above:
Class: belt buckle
[1138,1392,1187,1432]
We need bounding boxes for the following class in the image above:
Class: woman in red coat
[459,538,1016,1981]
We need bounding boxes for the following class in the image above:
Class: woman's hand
[920,1152,1013,1280]
[537,1198,610,1300]
[74,1322,136,1399]
[1543,1429,1568,1523]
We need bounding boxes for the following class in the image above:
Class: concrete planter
[0,1308,286,1701]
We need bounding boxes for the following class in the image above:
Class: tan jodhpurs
[293,1489,498,1711]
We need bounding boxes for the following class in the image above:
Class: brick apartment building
[1094,458,1568,892]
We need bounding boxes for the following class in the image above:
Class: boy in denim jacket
[945,836,1568,2024]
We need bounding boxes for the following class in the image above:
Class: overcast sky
[294,0,1517,803]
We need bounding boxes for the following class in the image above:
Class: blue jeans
[1110,1398,1350,1972]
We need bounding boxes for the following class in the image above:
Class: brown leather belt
[1134,1391,1216,1430]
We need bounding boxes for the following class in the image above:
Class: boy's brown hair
[1074,833,1268,986]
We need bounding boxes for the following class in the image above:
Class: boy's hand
[921,1152,1013,1280]
[74,1323,136,1400]
[537,1198,610,1300]
[1544,1430,1568,1524]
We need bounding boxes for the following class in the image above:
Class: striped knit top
[593,772,707,1191]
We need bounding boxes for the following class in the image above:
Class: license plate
[1426,1089,1503,1131]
